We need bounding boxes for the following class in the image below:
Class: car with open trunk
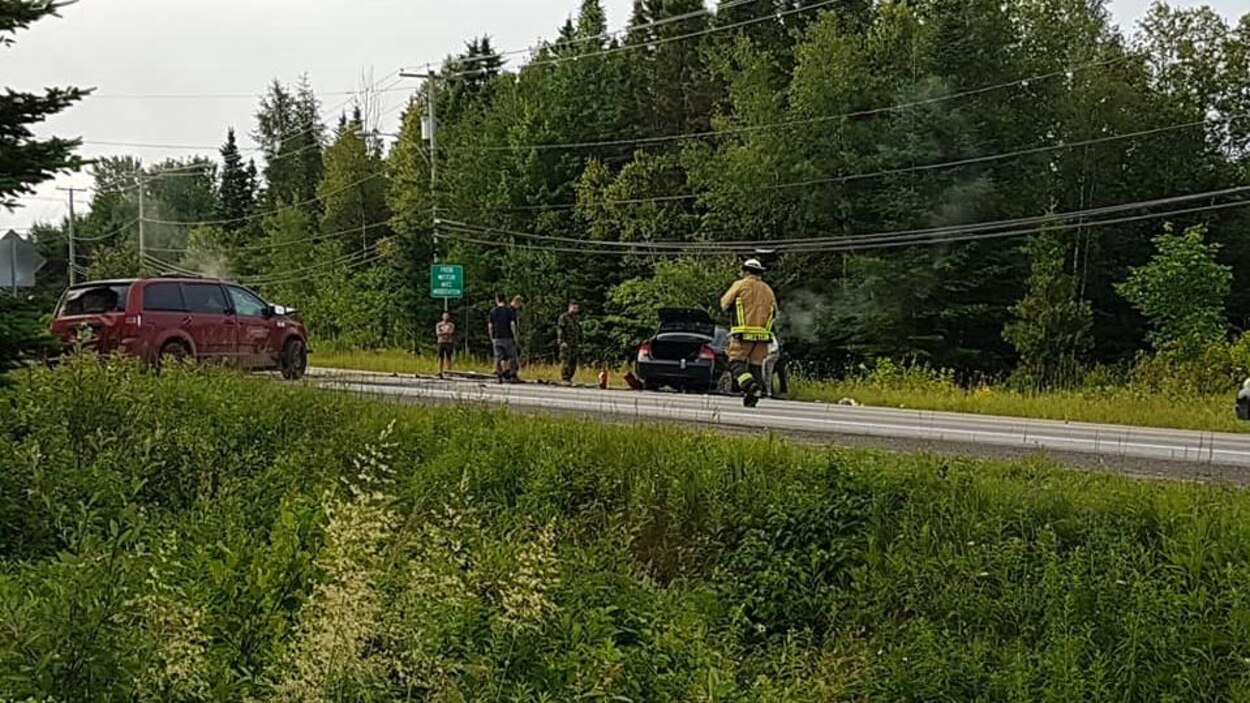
[634,307,731,393]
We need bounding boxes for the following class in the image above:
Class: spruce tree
[254,77,324,215]
[0,0,84,380]
[1,0,90,208]
[216,127,256,227]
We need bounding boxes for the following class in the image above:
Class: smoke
[779,288,829,345]
[928,176,994,228]
[180,248,234,281]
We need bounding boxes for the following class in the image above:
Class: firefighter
[720,258,778,408]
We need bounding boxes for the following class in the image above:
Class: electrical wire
[435,56,1130,154]
[238,245,380,285]
[145,218,393,255]
[435,198,1250,256]
[437,185,1250,250]
[448,0,762,69]
[73,219,139,243]
[86,74,410,192]
[92,87,413,100]
[440,0,843,81]
[440,116,1216,214]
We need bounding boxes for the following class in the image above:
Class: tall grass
[315,349,1245,434]
[314,348,603,385]
[5,358,1250,700]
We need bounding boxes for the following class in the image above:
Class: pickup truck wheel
[281,338,307,380]
[156,340,190,374]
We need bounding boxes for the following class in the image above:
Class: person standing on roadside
[509,295,525,382]
[436,311,456,378]
[1238,378,1250,421]
[764,336,789,399]
[720,258,778,408]
[489,294,519,383]
[557,300,582,385]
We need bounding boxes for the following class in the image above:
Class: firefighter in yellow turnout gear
[720,258,778,408]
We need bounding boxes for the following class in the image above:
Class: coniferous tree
[320,109,389,253]
[1,1,90,208]
[254,77,324,215]
[216,127,256,228]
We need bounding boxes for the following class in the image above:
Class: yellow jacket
[720,275,777,342]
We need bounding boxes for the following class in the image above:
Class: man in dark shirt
[489,294,519,383]
[557,300,582,384]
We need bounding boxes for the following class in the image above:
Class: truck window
[183,283,229,314]
[58,284,131,315]
[143,282,186,312]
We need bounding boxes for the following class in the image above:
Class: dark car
[50,276,310,379]
[634,308,732,393]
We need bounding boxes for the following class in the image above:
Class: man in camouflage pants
[558,300,582,385]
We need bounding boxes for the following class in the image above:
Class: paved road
[309,368,1250,474]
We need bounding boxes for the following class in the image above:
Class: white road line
[317,378,1250,468]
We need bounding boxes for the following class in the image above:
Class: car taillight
[637,342,651,361]
[699,345,716,361]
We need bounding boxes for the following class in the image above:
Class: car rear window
[58,284,131,316]
[143,282,186,311]
[183,283,229,314]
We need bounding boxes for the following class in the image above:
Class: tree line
[20,0,1250,389]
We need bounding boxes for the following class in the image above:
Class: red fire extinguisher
[598,370,609,389]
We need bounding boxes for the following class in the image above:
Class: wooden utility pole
[57,186,85,285]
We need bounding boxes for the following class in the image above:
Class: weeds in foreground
[5,359,1250,700]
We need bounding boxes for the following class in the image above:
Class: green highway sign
[430,264,464,299]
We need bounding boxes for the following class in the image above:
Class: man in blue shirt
[489,294,519,383]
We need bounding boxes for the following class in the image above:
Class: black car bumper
[636,359,718,389]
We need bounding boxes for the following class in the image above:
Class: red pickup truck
[50,276,309,379]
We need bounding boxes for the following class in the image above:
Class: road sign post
[1,230,46,294]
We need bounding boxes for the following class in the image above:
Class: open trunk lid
[657,308,715,337]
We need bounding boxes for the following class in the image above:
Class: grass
[792,377,1243,433]
[314,348,604,385]
[314,348,1246,434]
[6,358,1250,700]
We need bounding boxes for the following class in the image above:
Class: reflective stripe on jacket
[720,275,777,342]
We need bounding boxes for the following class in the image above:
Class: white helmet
[743,258,766,274]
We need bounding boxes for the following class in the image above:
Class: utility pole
[400,67,444,312]
[137,176,146,274]
[57,186,84,285]
[9,235,16,296]
[399,68,439,246]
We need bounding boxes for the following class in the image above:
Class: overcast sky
[3,0,1243,233]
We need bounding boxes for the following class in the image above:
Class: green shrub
[7,361,1250,700]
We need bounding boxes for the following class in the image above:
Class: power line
[85,75,410,194]
[439,0,843,81]
[446,0,762,69]
[775,199,1250,254]
[241,246,381,285]
[438,185,1250,250]
[141,168,386,227]
[146,218,393,255]
[436,198,1250,256]
[91,87,412,100]
[430,56,1130,154]
[440,116,1215,214]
